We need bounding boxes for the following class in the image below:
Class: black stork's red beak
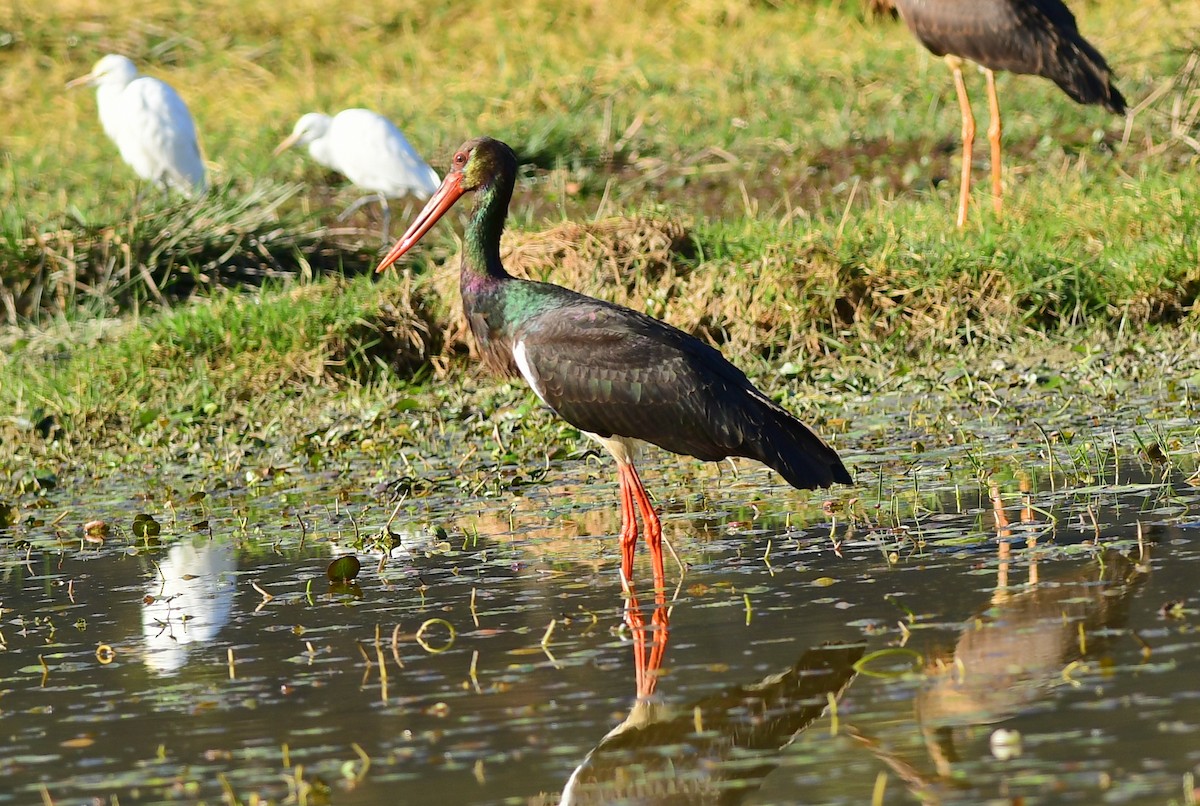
[376,171,467,273]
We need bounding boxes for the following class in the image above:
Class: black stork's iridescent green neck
[460,139,516,286]
[377,136,852,596]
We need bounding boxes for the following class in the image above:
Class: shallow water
[2,391,1199,805]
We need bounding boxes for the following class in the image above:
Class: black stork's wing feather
[511,286,851,490]
[895,0,1125,113]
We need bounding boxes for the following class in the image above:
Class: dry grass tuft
[327,273,443,380]
[1140,45,1200,158]
[0,182,379,324]
[503,215,694,288]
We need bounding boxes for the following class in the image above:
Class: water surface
[2,387,1198,805]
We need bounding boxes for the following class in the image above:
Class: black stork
[376,137,851,592]
[888,0,1126,227]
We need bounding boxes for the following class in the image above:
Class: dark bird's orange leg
[985,68,1003,216]
[616,460,666,593]
[616,462,640,589]
[946,55,975,229]
[629,465,666,594]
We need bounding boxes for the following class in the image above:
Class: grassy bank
[3,0,1197,294]
[5,193,1200,488]
[2,0,1200,482]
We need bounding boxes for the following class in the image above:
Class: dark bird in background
[377,137,851,592]
[884,0,1126,226]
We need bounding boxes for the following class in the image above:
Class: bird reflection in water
[142,540,237,675]
[555,586,864,805]
[849,483,1149,796]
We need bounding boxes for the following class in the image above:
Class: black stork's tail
[1043,25,1126,114]
[741,393,853,490]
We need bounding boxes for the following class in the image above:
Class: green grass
[3,275,436,421]
[2,0,1194,222]
[2,0,1200,476]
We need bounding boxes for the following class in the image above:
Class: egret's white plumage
[68,54,207,197]
[275,108,439,238]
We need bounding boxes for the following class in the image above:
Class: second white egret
[67,54,208,197]
[274,108,440,240]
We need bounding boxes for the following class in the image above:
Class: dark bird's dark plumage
[377,137,850,591]
[508,296,847,491]
[888,0,1126,226]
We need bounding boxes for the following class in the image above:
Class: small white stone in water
[990,728,1022,760]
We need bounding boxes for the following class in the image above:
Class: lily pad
[132,513,161,538]
[327,554,361,583]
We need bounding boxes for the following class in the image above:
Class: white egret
[67,54,208,197]
[274,108,439,240]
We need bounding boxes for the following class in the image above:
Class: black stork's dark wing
[894,0,1126,112]
[510,285,851,490]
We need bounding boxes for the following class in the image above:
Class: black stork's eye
[453,151,468,167]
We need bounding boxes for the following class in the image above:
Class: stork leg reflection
[990,478,1038,601]
[946,55,975,229]
[623,584,670,700]
[559,580,863,803]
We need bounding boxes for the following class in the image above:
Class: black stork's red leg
[984,68,1004,214]
[613,451,664,591]
[600,434,666,589]
[946,54,975,229]
[615,461,639,587]
[376,137,852,593]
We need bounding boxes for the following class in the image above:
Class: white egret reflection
[141,540,236,675]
